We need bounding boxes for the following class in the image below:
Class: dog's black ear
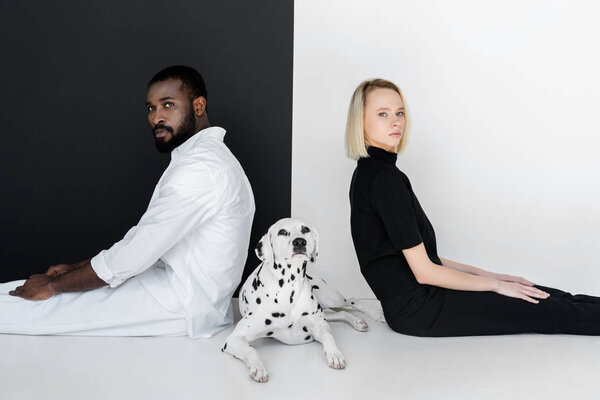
[310,227,319,264]
[255,232,273,264]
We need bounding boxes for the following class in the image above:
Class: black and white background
[2,0,599,297]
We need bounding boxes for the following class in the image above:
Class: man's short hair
[148,65,208,101]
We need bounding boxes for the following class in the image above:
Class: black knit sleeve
[371,169,423,251]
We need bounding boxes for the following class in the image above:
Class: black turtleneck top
[349,146,442,302]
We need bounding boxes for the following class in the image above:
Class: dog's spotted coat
[222,218,385,382]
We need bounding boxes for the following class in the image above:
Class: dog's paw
[350,317,368,332]
[325,350,346,369]
[249,362,269,383]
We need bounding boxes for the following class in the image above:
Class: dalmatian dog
[222,217,385,382]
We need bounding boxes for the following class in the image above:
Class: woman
[347,78,600,336]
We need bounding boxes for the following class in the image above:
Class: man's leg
[0,276,187,336]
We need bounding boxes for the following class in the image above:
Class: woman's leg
[425,287,600,337]
[535,285,600,304]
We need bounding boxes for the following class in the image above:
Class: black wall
[0,0,293,284]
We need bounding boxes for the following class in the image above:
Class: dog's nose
[292,238,307,247]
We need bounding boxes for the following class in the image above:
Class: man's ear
[192,96,207,117]
[255,232,273,265]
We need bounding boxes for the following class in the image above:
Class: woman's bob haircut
[345,78,411,160]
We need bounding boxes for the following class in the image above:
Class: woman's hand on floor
[494,281,550,304]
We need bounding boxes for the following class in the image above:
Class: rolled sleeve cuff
[91,251,126,288]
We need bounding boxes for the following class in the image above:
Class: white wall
[293,0,600,298]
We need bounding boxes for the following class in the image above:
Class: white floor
[1,300,599,400]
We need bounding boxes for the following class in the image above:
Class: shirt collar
[365,145,398,164]
[171,126,226,160]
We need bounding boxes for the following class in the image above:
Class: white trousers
[0,275,188,336]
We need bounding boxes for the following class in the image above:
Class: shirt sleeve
[91,159,218,288]
[371,169,423,252]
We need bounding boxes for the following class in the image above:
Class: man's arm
[9,261,107,301]
[12,157,217,300]
[90,162,217,288]
[45,257,92,277]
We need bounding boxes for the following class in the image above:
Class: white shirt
[91,126,255,338]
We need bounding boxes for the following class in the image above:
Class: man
[0,66,255,338]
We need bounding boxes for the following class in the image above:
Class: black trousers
[384,285,600,337]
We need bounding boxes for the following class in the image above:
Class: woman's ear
[255,232,273,265]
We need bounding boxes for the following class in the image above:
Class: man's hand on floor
[9,274,56,301]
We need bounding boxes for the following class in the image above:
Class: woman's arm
[440,257,535,286]
[404,244,549,304]
[439,257,487,276]
[406,246,498,291]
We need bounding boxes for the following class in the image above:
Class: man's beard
[154,106,198,153]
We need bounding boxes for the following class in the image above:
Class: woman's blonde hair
[345,78,411,160]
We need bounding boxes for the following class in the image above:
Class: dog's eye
[278,229,288,236]
[301,226,311,234]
